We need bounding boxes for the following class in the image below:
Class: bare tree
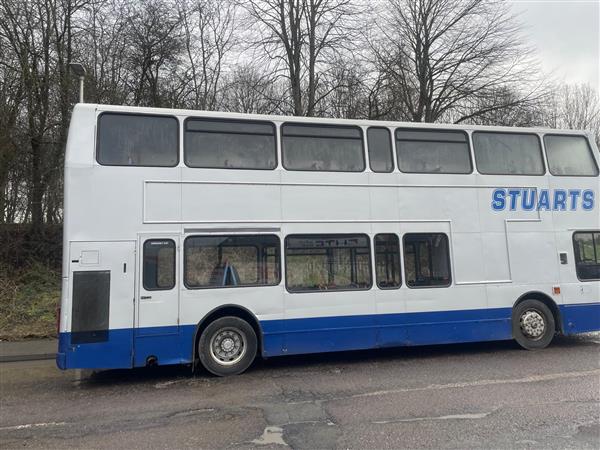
[222,63,287,114]
[548,83,600,145]
[372,0,543,123]
[177,0,235,110]
[320,57,369,119]
[241,0,357,116]
[79,0,131,105]
[0,0,57,228]
[124,0,183,107]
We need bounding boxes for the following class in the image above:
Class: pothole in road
[252,426,288,446]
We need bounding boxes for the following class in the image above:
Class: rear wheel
[198,316,257,376]
[513,299,555,350]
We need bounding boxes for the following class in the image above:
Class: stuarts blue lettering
[537,190,550,211]
[522,189,537,210]
[491,189,506,211]
[508,189,521,211]
[553,190,567,211]
[568,190,581,210]
[582,190,594,210]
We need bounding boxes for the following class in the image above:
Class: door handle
[141,295,152,300]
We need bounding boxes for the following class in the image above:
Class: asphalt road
[1,334,599,449]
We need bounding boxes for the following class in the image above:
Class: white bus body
[57,104,600,375]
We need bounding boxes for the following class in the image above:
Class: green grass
[0,263,60,340]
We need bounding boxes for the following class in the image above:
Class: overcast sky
[511,0,599,88]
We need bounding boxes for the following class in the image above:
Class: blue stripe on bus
[56,302,600,370]
[559,302,600,334]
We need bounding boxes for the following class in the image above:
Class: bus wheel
[512,299,555,350]
[198,316,257,376]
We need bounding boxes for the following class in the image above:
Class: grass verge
[0,263,60,340]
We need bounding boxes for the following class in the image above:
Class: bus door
[135,235,181,365]
[67,241,136,369]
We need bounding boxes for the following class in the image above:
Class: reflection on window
[185,118,276,169]
[143,240,176,290]
[403,233,451,287]
[368,128,394,172]
[97,114,178,166]
[473,132,544,175]
[544,135,599,176]
[396,130,471,174]
[282,124,365,171]
[573,231,600,280]
[285,234,371,291]
[375,234,401,288]
[184,235,280,288]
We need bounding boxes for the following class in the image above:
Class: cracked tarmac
[1,334,599,449]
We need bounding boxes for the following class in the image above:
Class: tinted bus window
[97,113,178,166]
[403,233,451,288]
[473,132,544,175]
[573,231,600,280]
[375,234,401,288]
[395,129,471,174]
[285,234,371,291]
[368,127,394,172]
[282,124,365,172]
[185,119,276,169]
[544,135,599,176]
[184,235,280,288]
[143,240,176,290]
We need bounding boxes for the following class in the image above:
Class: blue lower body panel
[57,302,600,370]
[560,303,600,334]
[57,328,135,369]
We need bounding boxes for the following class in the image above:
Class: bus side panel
[57,329,134,369]
[380,307,513,347]
[132,326,195,367]
[260,307,513,358]
[560,302,600,334]
[57,241,136,370]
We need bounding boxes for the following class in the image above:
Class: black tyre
[512,299,555,350]
[198,316,257,376]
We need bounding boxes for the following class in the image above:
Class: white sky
[510,0,599,88]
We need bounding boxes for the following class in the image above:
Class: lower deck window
[573,231,600,280]
[184,235,280,288]
[403,233,451,287]
[285,234,372,292]
[375,234,401,288]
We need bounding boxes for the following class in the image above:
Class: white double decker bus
[57,104,600,376]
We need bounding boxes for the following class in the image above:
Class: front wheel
[198,316,257,376]
[512,299,555,350]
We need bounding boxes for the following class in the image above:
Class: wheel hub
[221,337,235,352]
[520,310,545,339]
[209,328,247,366]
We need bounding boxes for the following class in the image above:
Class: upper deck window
[473,132,544,175]
[395,129,471,174]
[544,135,599,176]
[368,127,394,173]
[184,118,276,169]
[97,113,178,167]
[282,123,365,172]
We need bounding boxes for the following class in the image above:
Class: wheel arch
[191,304,264,368]
[513,291,563,334]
